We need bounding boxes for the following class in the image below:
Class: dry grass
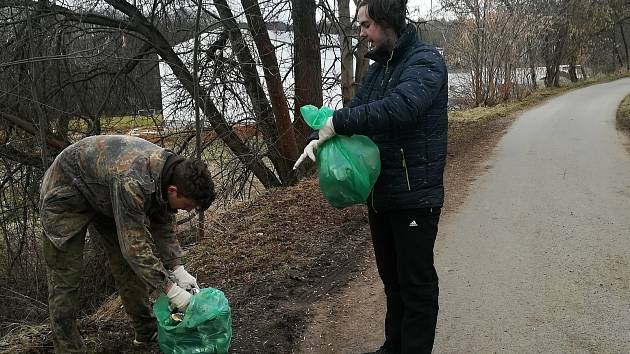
[451,72,630,123]
[616,94,630,134]
[0,323,52,353]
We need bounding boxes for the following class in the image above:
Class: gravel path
[436,78,630,353]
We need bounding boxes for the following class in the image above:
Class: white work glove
[293,118,336,170]
[166,283,192,312]
[171,265,199,291]
[293,139,320,169]
[318,117,336,142]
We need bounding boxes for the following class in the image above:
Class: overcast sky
[345,0,443,20]
[409,0,442,16]
[195,1,446,25]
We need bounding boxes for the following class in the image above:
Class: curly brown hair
[171,159,216,211]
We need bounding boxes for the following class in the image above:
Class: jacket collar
[157,151,183,212]
[366,24,417,64]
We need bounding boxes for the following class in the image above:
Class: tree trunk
[104,0,282,188]
[580,65,587,79]
[338,0,354,105]
[192,0,204,239]
[612,35,624,68]
[354,39,369,86]
[530,64,537,89]
[542,19,567,88]
[544,65,560,87]
[619,21,629,71]
[26,4,50,168]
[214,0,294,185]
[241,0,298,185]
[0,112,66,150]
[568,62,578,82]
[544,66,553,87]
[501,63,512,101]
[472,7,483,106]
[486,67,495,106]
[291,0,323,147]
[527,41,537,89]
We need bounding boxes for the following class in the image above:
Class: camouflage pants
[42,187,156,353]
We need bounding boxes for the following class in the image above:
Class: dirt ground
[0,112,518,354]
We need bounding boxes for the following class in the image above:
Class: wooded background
[0,0,628,335]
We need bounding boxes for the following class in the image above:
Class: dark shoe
[132,331,157,346]
[363,345,389,354]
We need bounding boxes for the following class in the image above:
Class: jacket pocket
[41,185,85,213]
[41,185,93,243]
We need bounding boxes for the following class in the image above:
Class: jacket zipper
[372,49,399,212]
[401,148,411,191]
[381,50,395,88]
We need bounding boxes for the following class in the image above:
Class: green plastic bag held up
[301,105,381,208]
[153,288,232,354]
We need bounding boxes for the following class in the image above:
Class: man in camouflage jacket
[39,135,215,353]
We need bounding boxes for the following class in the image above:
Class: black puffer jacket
[332,24,448,212]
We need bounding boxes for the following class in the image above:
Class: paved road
[435,78,630,353]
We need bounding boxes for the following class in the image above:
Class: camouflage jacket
[40,135,183,291]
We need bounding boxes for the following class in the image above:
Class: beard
[372,35,397,53]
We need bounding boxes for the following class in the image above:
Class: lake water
[159,31,579,126]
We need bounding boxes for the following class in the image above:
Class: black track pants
[368,206,441,354]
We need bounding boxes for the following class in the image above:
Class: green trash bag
[300,105,381,208]
[153,288,232,354]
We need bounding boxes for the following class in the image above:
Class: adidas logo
[409,220,418,227]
